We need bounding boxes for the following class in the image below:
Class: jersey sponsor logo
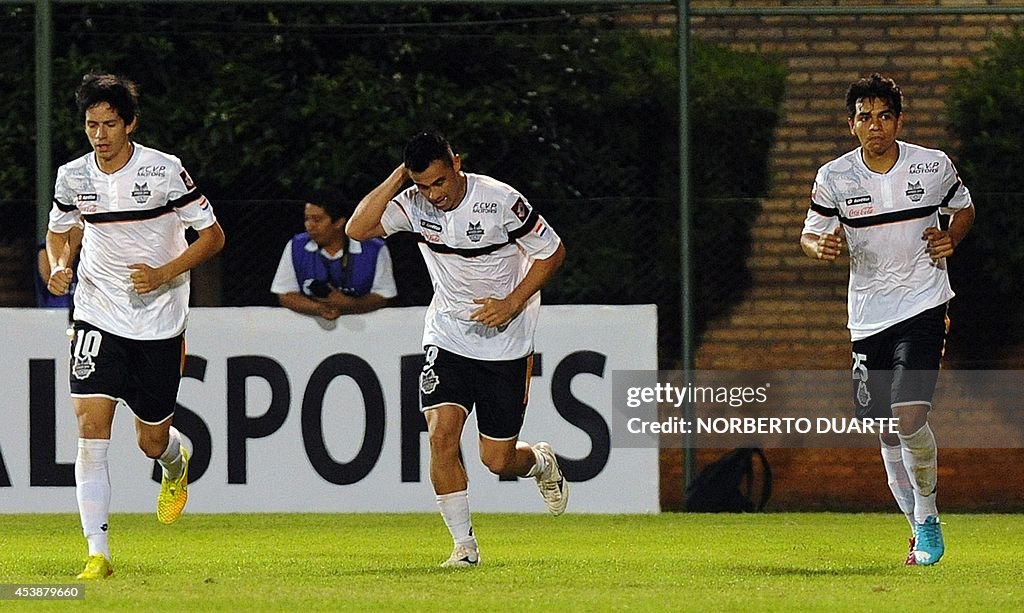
[847,206,875,218]
[179,169,195,190]
[906,181,925,203]
[466,221,485,243]
[137,165,167,177]
[420,219,442,232]
[909,161,940,174]
[472,201,499,213]
[422,232,442,243]
[845,195,872,206]
[511,197,531,222]
[132,182,152,205]
[77,193,98,213]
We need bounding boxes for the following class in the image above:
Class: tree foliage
[946,28,1024,353]
[2,4,785,362]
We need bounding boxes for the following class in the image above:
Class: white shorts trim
[478,432,519,442]
[70,393,173,425]
[135,412,173,426]
[70,393,120,403]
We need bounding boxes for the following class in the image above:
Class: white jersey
[381,173,562,360]
[48,143,217,340]
[803,141,972,340]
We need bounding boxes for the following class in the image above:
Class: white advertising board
[0,305,657,513]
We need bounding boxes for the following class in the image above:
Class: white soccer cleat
[533,442,569,516]
[441,543,480,568]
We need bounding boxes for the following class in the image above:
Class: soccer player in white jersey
[46,73,225,580]
[347,132,568,568]
[801,74,975,566]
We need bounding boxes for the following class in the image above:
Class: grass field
[1,513,1021,611]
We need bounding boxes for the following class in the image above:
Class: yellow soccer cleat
[157,446,190,525]
[76,554,113,580]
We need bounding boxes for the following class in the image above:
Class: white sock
[158,427,184,480]
[76,438,111,559]
[526,445,548,479]
[880,440,916,533]
[899,423,939,523]
[436,490,476,548]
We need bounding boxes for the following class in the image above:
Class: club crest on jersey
[132,182,152,205]
[905,181,925,203]
[420,368,439,395]
[466,221,485,243]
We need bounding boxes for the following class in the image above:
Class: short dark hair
[75,72,141,124]
[403,132,455,173]
[306,187,353,221]
[846,73,903,118]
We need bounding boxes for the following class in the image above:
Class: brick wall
[653,2,1024,511]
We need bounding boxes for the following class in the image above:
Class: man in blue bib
[271,189,397,320]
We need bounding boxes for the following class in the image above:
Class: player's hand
[815,227,844,261]
[922,227,955,261]
[471,296,522,328]
[128,263,167,294]
[47,266,73,296]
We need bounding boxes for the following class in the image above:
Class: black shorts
[419,345,533,440]
[69,321,186,424]
[850,304,948,419]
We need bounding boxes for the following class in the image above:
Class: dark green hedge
[1,4,784,363]
[946,28,1024,358]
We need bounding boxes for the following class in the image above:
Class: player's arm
[801,225,845,261]
[45,228,76,295]
[471,241,566,328]
[130,221,226,295]
[347,165,408,240]
[922,204,975,261]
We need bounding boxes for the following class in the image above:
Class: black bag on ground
[684,447,772,512]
